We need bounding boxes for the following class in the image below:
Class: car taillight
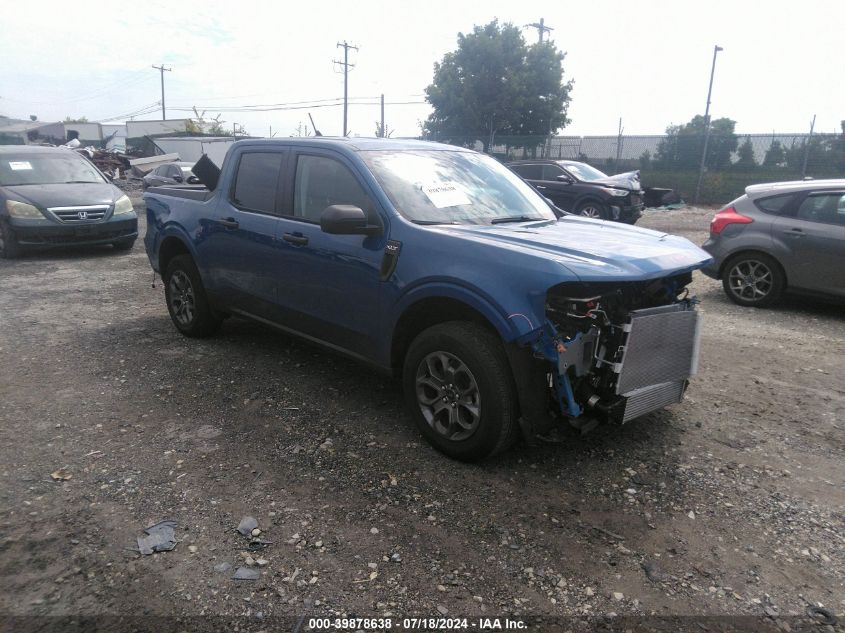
[710,206,753,235]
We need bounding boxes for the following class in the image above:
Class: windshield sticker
[9,161,33,171]
[421,182,471,208]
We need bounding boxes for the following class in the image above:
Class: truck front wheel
[163,254,222,337]
[402,321,519,461]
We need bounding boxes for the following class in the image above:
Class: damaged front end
[512,271,701,436]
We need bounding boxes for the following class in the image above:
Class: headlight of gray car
[5,200,46,219]
[113,195,134,215]
[607,189,629,197]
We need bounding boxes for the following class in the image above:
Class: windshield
[361,150,556,225]
[561,162,608,182]
[0,153,105,186]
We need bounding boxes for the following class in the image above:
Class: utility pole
[525,18,553,43]
[380,94,385,138]
[334,41,358,136]
[693,45,723,206]
[151,64,172,120]
[616,118,624,164]
[801,114,816,179]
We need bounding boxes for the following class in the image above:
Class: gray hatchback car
[702,180,845,307]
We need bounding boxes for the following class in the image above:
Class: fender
[387,278,543,343]
[151,222,200,271]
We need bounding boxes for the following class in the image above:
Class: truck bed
[145,185,213,202]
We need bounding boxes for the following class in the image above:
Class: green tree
[762,139,786,167]
[655,115,737,169]
[424,20,572,152]
[374,121,394,138]
[63,116,89,123]
[734,137,756,170]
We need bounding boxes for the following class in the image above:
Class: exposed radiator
[614,303,701,396]
[621,380,686,422]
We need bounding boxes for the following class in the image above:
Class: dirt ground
[0,201,842,631]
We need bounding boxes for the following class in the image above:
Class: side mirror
[556,174,573,184]
[173,175,183,183]
[320,205,382,236]
[187,175,200,185]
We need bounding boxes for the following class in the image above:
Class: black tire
[112,238,136,252]
[721,252,785,308]
[0,219,22,259]
[402,321,519,462]
[576,200,608,220]
[163,254,222,337]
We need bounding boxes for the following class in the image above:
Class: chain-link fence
[416,132,845,205]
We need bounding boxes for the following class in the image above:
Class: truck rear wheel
[163,254,222,337]
[402,321,519,461]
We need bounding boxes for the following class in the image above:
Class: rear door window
[510,164,542,180]
[754,193,795,215]
[232,152,285,214]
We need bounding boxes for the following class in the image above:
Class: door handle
[783,228,805,237]
[282,233,309,246]
[217,217,239,229]
[535,185,547,190]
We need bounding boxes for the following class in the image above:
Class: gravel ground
[0,203,842,631]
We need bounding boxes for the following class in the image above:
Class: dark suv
[507,159,644,224]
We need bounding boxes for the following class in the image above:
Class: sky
[1,0,843,138]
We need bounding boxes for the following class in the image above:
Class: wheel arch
[390,296,508,373]
[158,235,192,275]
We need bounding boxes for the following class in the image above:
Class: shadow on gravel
[0,244,135,262]
[71,310,686,486]
[703,284,845,319]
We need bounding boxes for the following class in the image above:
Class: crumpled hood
[1,183,121,209]
[438,216,712,282]
[589,170,642,192]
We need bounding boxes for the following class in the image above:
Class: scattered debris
[136,520,177,555]
[806,606,837,626]
[246,539,273,552]
[642,560,668,583]
[237,516,258,536]
[213,562,232,573]
[587,524,625,541]
[232,566,260,581]
[50,469,72,481]
[352,571,378,583]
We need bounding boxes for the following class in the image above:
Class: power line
[166,100,425,114]
[333,41,358,136]
[0,71,155,106]
[152,64,172,119]
[94,101,162,123]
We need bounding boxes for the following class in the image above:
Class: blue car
[144,138,711,461]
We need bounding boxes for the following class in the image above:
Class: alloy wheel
[168,270,196,326]
[727,259,773,301]
[579,205,602,218]
[415,351,482,441]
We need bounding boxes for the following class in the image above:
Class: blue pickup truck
[144,138,711,461]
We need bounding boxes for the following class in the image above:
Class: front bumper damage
[510,286,702,438]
